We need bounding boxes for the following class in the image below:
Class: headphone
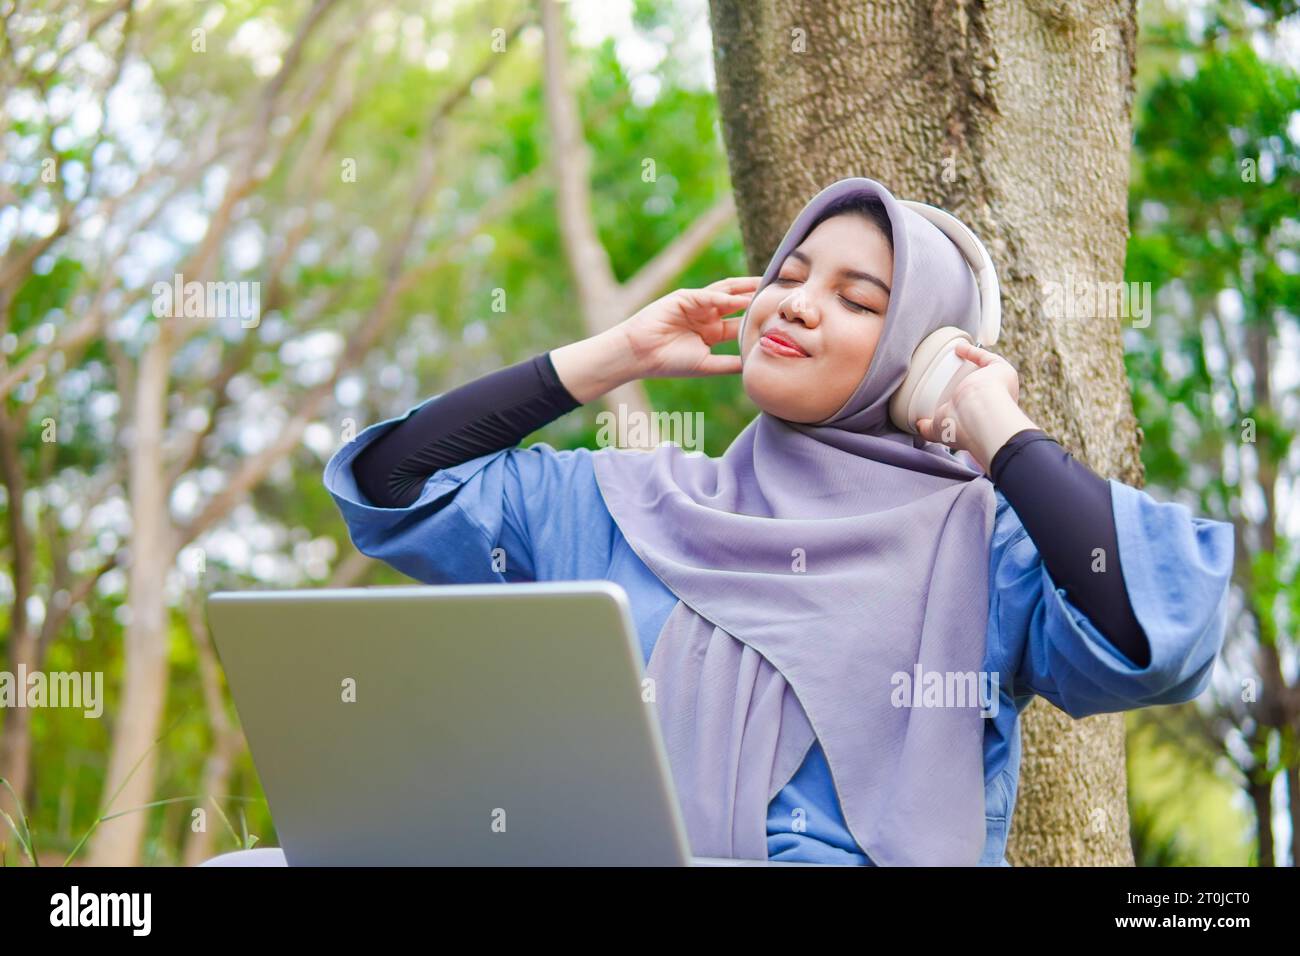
[887,200,1002,436]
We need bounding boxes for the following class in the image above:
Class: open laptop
[207,581,815,866]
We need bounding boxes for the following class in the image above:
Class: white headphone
[887,200,1002,435]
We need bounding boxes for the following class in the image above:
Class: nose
[779,287,821,329]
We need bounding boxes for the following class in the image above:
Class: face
[740,213,893,423]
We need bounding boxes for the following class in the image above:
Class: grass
[1,707,264,866]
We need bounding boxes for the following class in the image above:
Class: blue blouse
[323,399,1235,866]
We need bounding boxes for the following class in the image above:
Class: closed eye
[775,276,878,314]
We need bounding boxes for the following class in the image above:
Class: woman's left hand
[915,341,1040,474]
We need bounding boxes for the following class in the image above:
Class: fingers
[954,340,1018,401]
[686,288,756,317]
[708,275,763,294]
[917,406,957,445]
[695,353,743,376]
[698,316,740,347]
[954,341,998,365]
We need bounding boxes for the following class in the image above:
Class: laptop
[206,581,816,866]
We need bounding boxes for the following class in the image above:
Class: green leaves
[7,257,85,338]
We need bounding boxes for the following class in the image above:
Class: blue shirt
[324,400,1235,866]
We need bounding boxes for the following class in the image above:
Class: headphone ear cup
[889,327,975,434]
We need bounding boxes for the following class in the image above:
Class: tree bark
[87,328,176,866]
[180,596,245,867]
[709,0,1142,864]
[1248,772,1274,867]
[0,405,36,827]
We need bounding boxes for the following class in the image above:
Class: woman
[208,177,1234,866]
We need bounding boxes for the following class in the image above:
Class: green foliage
[1123,1,1298,866]
[8,258,84,338]
[1126,713,1255,866]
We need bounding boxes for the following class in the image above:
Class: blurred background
[0,0,1296,866]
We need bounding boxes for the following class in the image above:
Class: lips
[760,328,810,357]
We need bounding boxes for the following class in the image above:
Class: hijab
[590,177,999,865]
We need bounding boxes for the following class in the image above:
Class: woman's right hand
[550,276,760,403]
[616,275,760,379]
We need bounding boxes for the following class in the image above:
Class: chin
[741,373,819,423]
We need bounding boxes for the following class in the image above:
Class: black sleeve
[352,351,582,510]
[988,429,1151,668]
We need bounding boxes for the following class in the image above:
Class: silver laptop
[207,581,812,866]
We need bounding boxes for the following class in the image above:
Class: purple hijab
[591,177,998,865]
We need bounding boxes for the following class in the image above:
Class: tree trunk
[1248,773,1274,866]
[180,597,245,867]
[709,0,1142,864]
[1288,764,1298,869]
[540,0,739,450]
[87,331,176,866]
[0,406,36,830]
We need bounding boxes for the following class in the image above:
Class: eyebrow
[786,249,891,295]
